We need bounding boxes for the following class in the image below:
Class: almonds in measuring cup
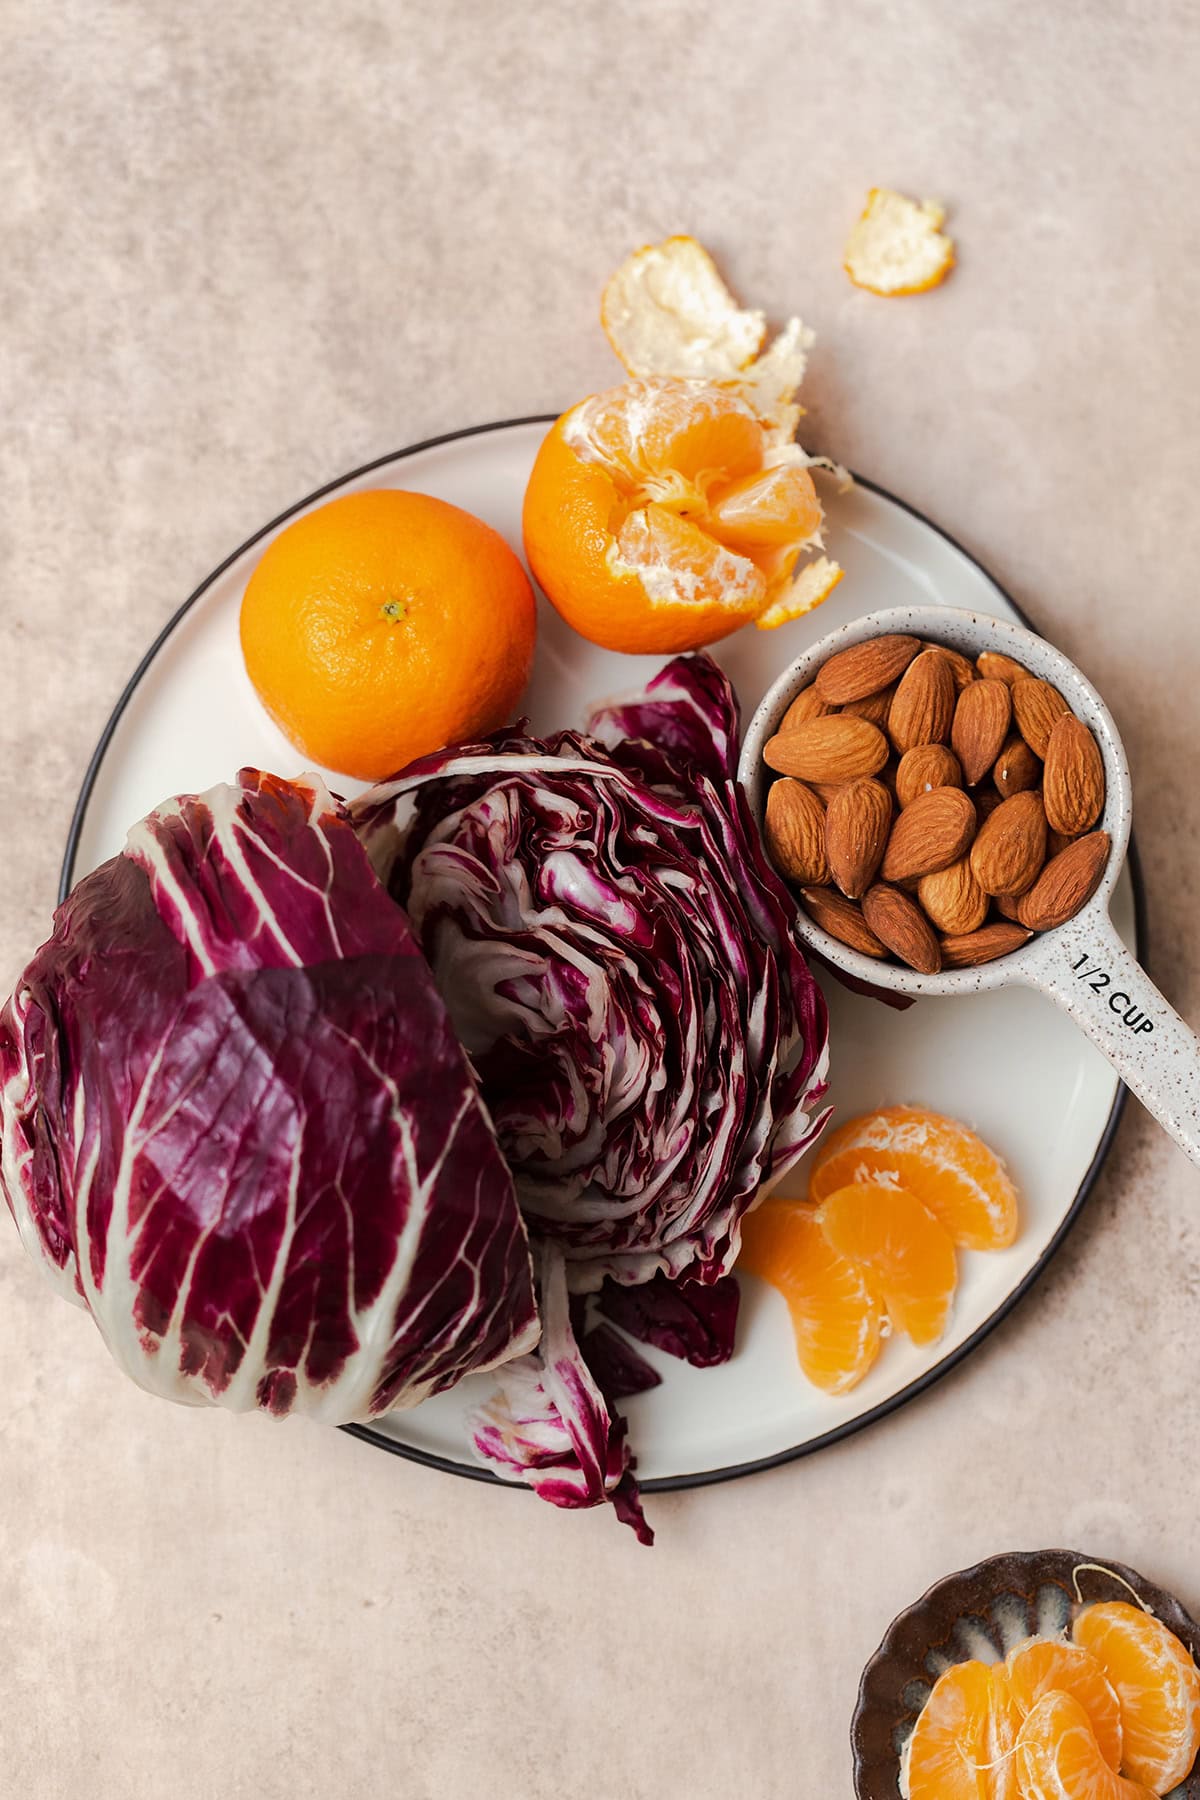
[761,632,1111,972]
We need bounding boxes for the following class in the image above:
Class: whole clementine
[240,489,536,781]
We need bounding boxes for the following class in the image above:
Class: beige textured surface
[2,4,1199,1794]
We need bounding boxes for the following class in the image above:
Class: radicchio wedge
[0,769,537,1420]
[352,653,830,1296]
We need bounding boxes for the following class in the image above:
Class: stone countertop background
[1,4,1198,1794]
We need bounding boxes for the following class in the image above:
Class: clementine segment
[239,489,536,781]
[807,1105,1019,1252]
[1006,1639,1123,1771]
[1016,1691,1156,1800]
[816,1182,957,1346]
[737,1200,882,1394]
[522,375,839,653]
[1073,1602,1200,1791]
[906,1660,1018,1800]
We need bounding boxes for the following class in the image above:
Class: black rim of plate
[58,416,1146,1498]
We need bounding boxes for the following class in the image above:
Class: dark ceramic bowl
[851,1549,1200,1799]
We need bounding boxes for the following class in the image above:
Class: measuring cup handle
[1021,910,1200,1167]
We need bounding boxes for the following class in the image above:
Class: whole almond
[993,890,1024,922]
[1046,826,1076,859]
[862,883,942,974]
[888,651,957,752]
[929,644,979,692]
[1043,713,1105,835]
[779,684,832,731]
[763,715,889,783]
[765,779,829,886]
[799,886,887,959]
[977,650,1030,686]
[840,683,897,728]
[940,922,1033,967]
[974,788,1004,827]
[1012,678,1069,757]
[880,785,976,883]
[814,633,921,704]
[896,743,963,808]
[917,857,989,935]
[951,679,1012,786]
[993,731,1041,798]
[826,778,893,899]
[1017,830,1111,930]
[969,789,1047,896]
[810,781,848,806]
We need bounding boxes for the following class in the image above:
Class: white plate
[63,419,1138,1490]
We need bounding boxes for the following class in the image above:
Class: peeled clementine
[240,489,536,781]
[522,376,838,653]
[1016,1691,1156,1800]
[816,1182,957,1347]
[906,1659,1019,1800]
[1073,1602,1200,1792]
[1006,1638,1123,1771]
[737,1199,882,1394]
[807,1105,1019,1251]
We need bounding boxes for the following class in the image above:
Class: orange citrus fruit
[907,1660,1019,1800]
[240,489,536,781]
[1073,1602,1200,1791]
[807,1105,1019,1251]
[737,1199,882,1394]
[1016,1691,1156,1800]
[522,375,839,653]
[1006,1639,1123,1771]
[816,1182,957,1346]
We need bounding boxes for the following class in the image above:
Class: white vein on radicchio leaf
[352,653,831,1295]
[469,1243,653,1544]
[351,654,831,1538]
[0,769,538,1421]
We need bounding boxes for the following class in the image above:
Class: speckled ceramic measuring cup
[739,605,1200,1166]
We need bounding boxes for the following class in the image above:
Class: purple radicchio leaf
[0,769,538,1421]
[351,653,831,1299]
[470,1244,653,1543]
[578,1320,662,1402]
[594,1271,740,1369]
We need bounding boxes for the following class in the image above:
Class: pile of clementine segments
[738,1105,1019,1393]
[904,1602,1200,1799]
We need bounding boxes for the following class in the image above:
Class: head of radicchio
[0,769,538,1420]
[351,653,830,1296]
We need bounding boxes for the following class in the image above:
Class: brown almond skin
[763,715,889,783]
[993,731,1041,798]
[896,743,963,809]
[929,644,979,692]
[951,679,1012,786]
[880,785,977,883]
[940,922,1034,967]
[840,683,897,728]
[810,780,848,806]
[779,684,832,731]
[917,857,990,935]
[969,789,1047,897]
[993,890,1025,922]
[814,633,921,704]
[825,778,893,899]
[1011,678,1069,757]
[1017,831,1111,930]
[888,650,957,753]
[799,886,887,958]
[765,779,829,886]
[862,883,942,974]
[977,650,1030,686]
[1043,713,1105,835]
[1046,827,1076,859]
